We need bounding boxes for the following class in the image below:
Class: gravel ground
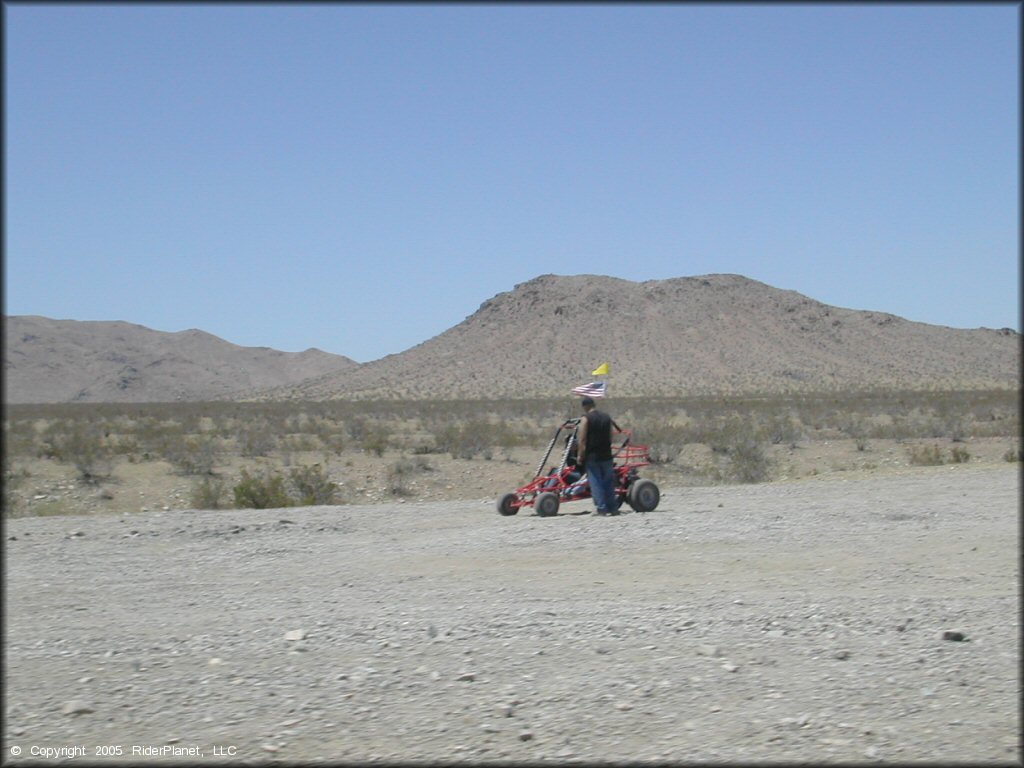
[4,464,1020,764]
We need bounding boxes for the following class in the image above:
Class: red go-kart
[496,417,660,517]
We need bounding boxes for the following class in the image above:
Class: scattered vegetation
[44,420,113,485]
[230,463,340,509]
[949,445,972,464]
[3,458,28,517]
[232,468,292,509]
[718,431,772,484]
[908,444,945,466]
[190,474,228,510]
[386,456,433,497]
[907,443,973,466]
[431,419,520,460]
[2,388,1018,517]
[286,463,340,506]
[163,434,218,475]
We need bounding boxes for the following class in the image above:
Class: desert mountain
[6,275,1018,403]
[3,316,357,404]
[250,274,1020,400]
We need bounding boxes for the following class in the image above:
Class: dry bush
[386,456,433,496]
[238,418,277,457]
[347,418,392,457]
[230,462,339,509]
[362,427,392,458]
[2,389,1018,513]
[3,418,37,459]
[715,430,772,484]
[3,459,29,517]
[949,446,971,464]
[431,419,509,460]
[287,463,340,506]
[190,475,227,509]
[908,444,945,466]
[46,420,113,485]
[163,434,219,475]
[233,468,292,509]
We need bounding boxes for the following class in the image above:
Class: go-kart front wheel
[627,479,660,513]
[535,491,560,517]
[497,492,519,516]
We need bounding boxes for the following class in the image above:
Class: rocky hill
[3,316,358,403]
[6,275,1018,403]
[251,274,1020,400]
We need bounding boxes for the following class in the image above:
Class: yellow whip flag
[591,362,609,376]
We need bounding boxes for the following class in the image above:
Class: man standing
[576,396,621,516]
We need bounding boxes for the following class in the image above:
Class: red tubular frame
[507,423,652,511]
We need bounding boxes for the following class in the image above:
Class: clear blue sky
[5,3,1019,362]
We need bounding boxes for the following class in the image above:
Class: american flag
[571,381,607,398]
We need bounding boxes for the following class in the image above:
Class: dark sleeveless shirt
[584,410,613,462]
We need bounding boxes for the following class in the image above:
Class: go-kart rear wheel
[497,492,518,516]
[535,491,559,517]
[628,479,660,512]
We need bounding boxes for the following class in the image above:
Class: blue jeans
[586,458,618,513]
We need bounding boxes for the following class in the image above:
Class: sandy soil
[3,462,1019,764]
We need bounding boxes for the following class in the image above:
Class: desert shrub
[232,463,340,508]
[26,499,72,517]
[649,439,686,466]
[762,411,803,446]
[233,468,292,509]
[108,433,142,458]
[345,416,369,443]
[190,475,227,509]
[122,417,164,458]
[47,421,112,485]
[704,418,753,455]
[37,419,69,459]
[284,412,310,433]
[282,433,321,453]
[3,460,28,517]
[724,434,771,483]
[948,419,968,443]
[163,435,219,475]
[836,414,871,450]
[322,432,345,455]
[432,419,497,460]
[1003,445,1022,463]
[628,419,688,465]
[949,446,971,464]
[346,417,390,456]
[386,459,415,497]
[696,417,772,483]
[2,418,36,459]
[490,420,522,450]
[305,412,345,453]
[385,456,433,496]
[431,424,461,457]
[908,444,944,466]
[147,421,185,459]
[238,419,277,457]
[287,463,339,506]
[362,429,391,457]
[929,413,967,442]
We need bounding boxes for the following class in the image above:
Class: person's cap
[580,397,595,407]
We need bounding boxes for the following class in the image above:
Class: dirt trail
[4,464,1019,763]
